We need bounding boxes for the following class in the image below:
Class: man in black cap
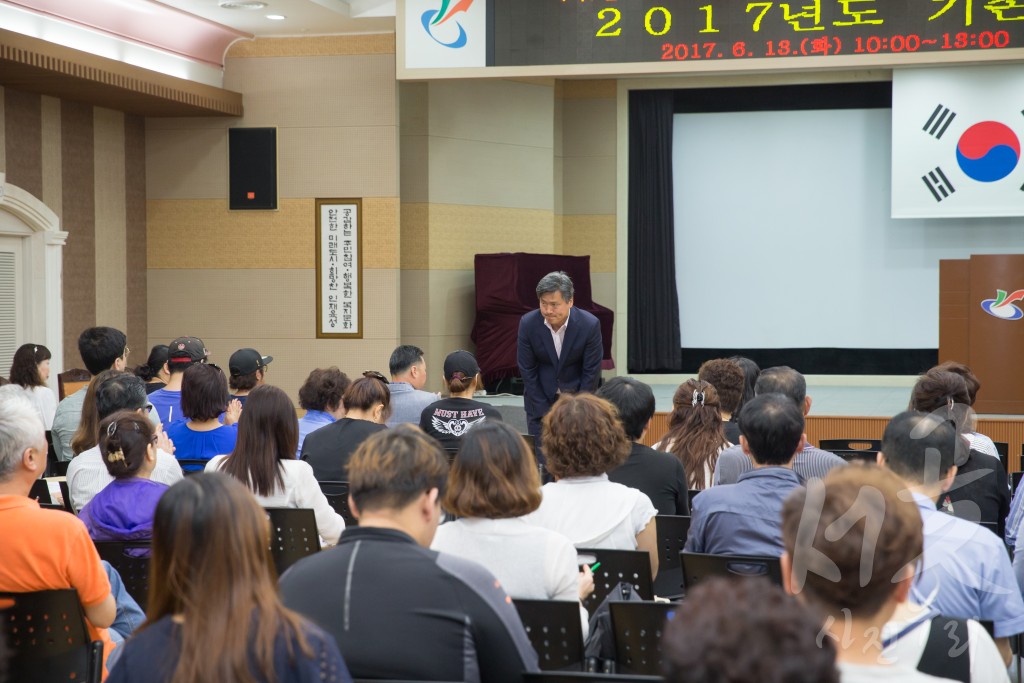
[228,348,273,406]
[149,336,208,427]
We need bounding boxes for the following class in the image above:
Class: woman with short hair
[300,374,389,482]
[295,367,350,458]
[165,364,241,472]
[106,473,351,683]
[207,385,345,545]
[8,343,57,429]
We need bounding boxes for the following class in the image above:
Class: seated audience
[655,378,730,489]
[933,361,1000,457]
[598,376,689,516]
[0,394,117,671]
[661,577,839,683]
[149,336,208,426]
[523,394,659,578]
[53,326,130,461]
[684,393,804,556]
[386,345,436,427]
[165,363,240,472]
[228,347,272,405]
[70,368,121,458]
[301,374,389,482]
[295,367,350,458]
[879,411,1024,662]
[107,474,350,683]
[431,422,592,630]
[909,370,1009,534]
[207,385,345,545]
[8,343,57,429]
[420,350,502,448]
[731,355,760,415]
[79,411,168,549]
[134,344,170,394]
[782,464,1006,682]
[67,373,182,512]
[698,358,746,445]
[281,426,538,682]
[715,366,845,485]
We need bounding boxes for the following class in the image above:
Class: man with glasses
[149,336,208,427]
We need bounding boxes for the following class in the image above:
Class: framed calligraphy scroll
[315,199,363,339]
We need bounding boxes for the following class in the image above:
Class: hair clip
[106,421,118,437]
[692,390,706,407]
[451,371,467,381]
[106,449,125,464]
[33,346,38,354]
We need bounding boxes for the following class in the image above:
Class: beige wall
[146,37,400,402]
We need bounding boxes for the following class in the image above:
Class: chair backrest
[829,449,879,465]
[1012,471,1022,495]
[513,599,584,671]
[993,441,1009,458]
[57,369,91,401]
[29,478,53,504]
[523,673,663,683]
[45,430,59,477]
[265,508,320,575]
[686,489,702,510]
[680,552,783,590]
[317,481,357,527]
[819,438,882,452]
[58,480,75,514]
[93,541,151,609]
[0,589,103,683]
[577,548,653,616]
[609,601,678,675]
[652,515,690,599]
[176,459,209,476]
[443,447,459,466]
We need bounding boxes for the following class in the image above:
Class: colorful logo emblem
[421,0,475,48]
[981,289,1024,320]
[956,121,1020,183]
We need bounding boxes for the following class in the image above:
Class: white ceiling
[156,0,395,37]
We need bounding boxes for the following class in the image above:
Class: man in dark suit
[517,271,603,450]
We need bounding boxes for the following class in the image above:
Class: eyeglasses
[363,370,388,384]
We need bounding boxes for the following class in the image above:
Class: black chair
[265,508,320,575]
[609,601,678,675]
[176,459,209,476]
[318,481,357,527]
[680,552,783,590]
[1012,471,1022,495]
[58,480,74,513]
[51,460,70,477]
[93,541,151,609]
[28,478,53,504]
[444,447,460,466]
[652,516,690,599]
[577,549,653,616]
[829,449,880,464]
[686,489,702,510]
[0,589,104,683]
[819,438,882,452]
[44,430,59,477]
[523,673,662,683]
[513,599,584,671]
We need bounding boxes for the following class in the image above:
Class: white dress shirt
[66,446,183,512]
[543,315,568,359]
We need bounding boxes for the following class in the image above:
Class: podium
[939,255,1024,414]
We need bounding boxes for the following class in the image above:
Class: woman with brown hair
[301,374,390,482]
[8,343,57,428]
[206,385,345,545]
[106,473,350,683]
[655,378,731,490]
[524,393,659,579]
[70,368,128,456]
[431,421,592,619]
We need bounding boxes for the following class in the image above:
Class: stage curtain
[628,90,682,372]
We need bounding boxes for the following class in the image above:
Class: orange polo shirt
[0,495,115,677]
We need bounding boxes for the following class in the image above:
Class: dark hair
[71,369,128,456]
[444,422,541,518]
[932,361,981,406]
[298,367,350,412]
[737,394,805,466]
[229,371,260,393]
[348,425,449,513]
[661,577,838,683]
[543,394,631,479]
[698,359,745,415]
[909,370,970,414]
[755,366,806,406]
[8,344,50,388]
[881,410,960,483]
[343,377,391,419]
[78,326,127,375]
[135,345,169,382]
[730,356,760,415]
[782,466,923,619]
[220,386,296,497]
[536,271,574,302]
[145,473,313,683]
[657,379,728,489]
[389,345,425,377]
[596,377,656,441]
[98,410,155,478]
[95,373,148,420]
[181,364,229,422]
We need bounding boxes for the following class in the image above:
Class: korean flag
[892,65,1024,218]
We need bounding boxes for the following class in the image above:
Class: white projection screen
[671,102,1024,366]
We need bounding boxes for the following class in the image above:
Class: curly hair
[9,344,50,388]
[542,393,630,479]
[657,379,729,489]
[662,577,838,683]
[298,367,350,412]
[697,359,745,415]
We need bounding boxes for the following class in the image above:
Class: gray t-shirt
[51,389,87,461]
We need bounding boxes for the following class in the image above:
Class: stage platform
[478,382,1024,470]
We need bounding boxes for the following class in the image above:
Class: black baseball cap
[229,348,273,377]
[443,350,480,381]
[168,336,208,365]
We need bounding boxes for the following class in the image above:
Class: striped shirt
[712,443,846,486]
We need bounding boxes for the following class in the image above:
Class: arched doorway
[0,172,67,383]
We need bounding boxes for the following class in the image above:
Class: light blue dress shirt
[910,491,1024,638]
[296,410,335,458]
[386,382,437,428]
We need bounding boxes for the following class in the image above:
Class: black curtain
[628,90,682,373]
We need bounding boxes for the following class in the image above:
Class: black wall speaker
[228,127,278,210]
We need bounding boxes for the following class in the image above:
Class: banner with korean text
[892,64,1024,218]
[316,199,362,338]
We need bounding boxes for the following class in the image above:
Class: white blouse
[14,384,58,430]
[206,455,345,545]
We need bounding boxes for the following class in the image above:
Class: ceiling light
[218,1,268,9]
[266,14,286,20]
